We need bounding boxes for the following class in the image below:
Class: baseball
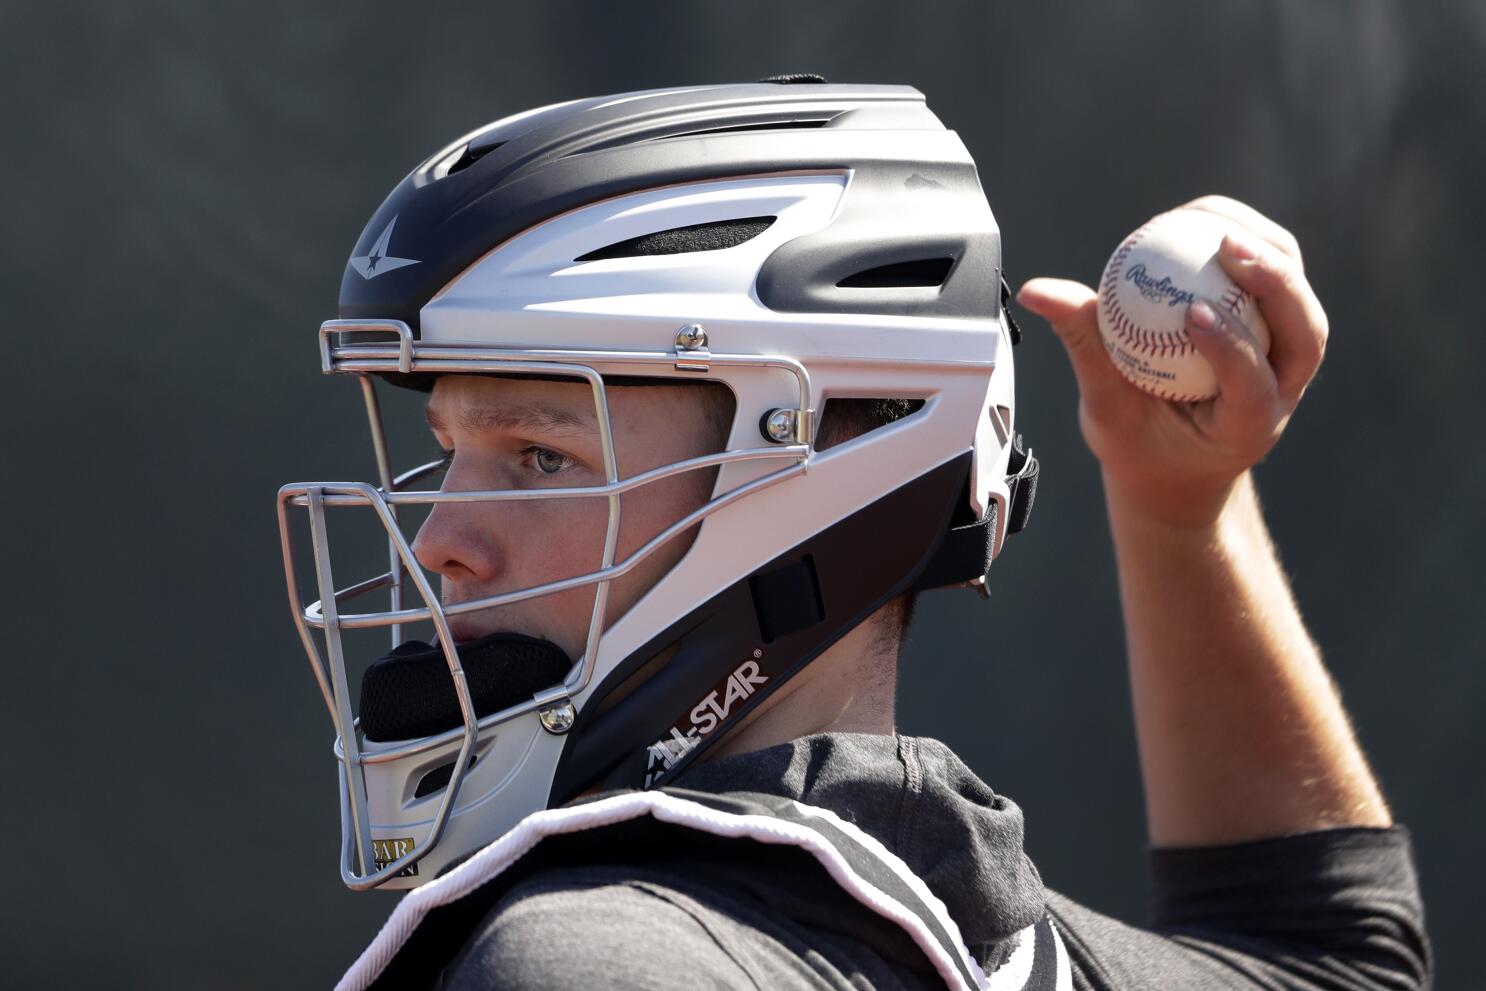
[1096,210,1271,402]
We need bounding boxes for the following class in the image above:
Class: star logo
[350,216,420,281]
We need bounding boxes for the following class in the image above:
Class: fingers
[1022,194,1330,427]
[1179,194,1304,267]
[1185,299,1277,421]
[1016,278,1139,413]
[1214,231,1329,408]
[1177,197,1328,408]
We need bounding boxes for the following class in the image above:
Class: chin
[446,621,561,652]
[446,624,500,645]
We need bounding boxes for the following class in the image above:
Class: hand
[1017,196,1330,528]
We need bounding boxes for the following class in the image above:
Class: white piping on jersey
[335,790,1066,991]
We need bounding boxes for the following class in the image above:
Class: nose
[412,499,504,584]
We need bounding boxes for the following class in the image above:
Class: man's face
[412,374,724,661]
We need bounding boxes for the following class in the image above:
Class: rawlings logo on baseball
[1123,264,1195,308]
[1097,210,1272,403]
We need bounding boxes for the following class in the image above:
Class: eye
[524,446,575,476]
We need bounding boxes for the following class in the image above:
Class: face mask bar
[277,319,814,888]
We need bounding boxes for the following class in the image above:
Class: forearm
[1105,469,1391,847]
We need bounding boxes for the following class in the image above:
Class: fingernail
[1188,299,1221,332]
[1223,228,1263,262]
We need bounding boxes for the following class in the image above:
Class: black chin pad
[358,633,572,742]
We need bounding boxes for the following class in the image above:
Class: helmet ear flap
[1003,433,1038,537]
[907,432,1038,594]
[1000,273,1023,346]
[908,496,997,593]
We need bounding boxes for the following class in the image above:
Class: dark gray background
[4,1,1481,988]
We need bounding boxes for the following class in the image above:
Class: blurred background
[4,1,1481,987]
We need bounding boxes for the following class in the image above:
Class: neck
[706,601,901,762]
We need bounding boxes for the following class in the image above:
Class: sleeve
[1044,825,1431,991]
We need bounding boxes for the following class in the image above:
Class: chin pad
[358,633,572,742]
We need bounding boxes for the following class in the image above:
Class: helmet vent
[816,398,926,452]
[413,755,477,799]
[444,140,508,177]
[837,257,954,289]
[575,216,776,262]
[659,118,834,140]
[757,72,829,84]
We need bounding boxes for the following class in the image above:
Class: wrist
[1102,469,1252,536]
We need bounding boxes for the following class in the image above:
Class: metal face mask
[276,80,1038,891]
[279,336,814,888]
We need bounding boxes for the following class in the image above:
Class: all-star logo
[350,215,420,281]
[643,655,769,788]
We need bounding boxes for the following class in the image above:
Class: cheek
[509,496,615,579]
[520,472,705,577]
[603,472,711,612]
[616,473,703,557]
[499,499,615,660]
[493,471,712,645]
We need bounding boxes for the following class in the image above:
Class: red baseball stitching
[1218,285,1256,329]
[1097,215,1245,402]
[1102,293,1194,357]
[1098,336,1211,401]
[1142,382,1214,403]
[1100,220,1195,357]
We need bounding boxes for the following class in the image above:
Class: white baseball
[1096,210,1271,402]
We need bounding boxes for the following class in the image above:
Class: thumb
[1017,278,1135,411]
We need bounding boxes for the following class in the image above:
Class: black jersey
[340,732,1429,990]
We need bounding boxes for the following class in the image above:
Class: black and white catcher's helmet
[277,78,1040,890]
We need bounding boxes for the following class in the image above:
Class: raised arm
[1017,195,1390,847]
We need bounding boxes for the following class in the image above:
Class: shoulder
[441,865,756,990]
[440,861,947,991]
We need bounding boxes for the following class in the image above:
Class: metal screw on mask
[674,324,710,372]
[761,408,813,445]
[538,701,577,735]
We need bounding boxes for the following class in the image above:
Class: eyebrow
[424,400,595,438]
